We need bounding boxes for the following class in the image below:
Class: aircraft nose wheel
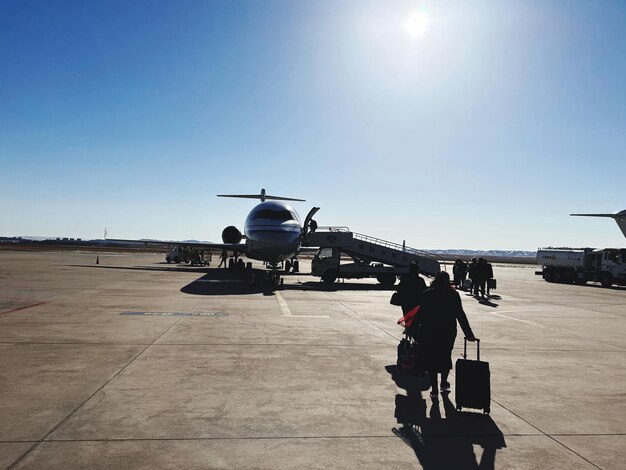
[263,271,283,292]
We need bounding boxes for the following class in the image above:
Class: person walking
[452,259,463,288]
[467,257,479,295]
[459,260,468,287]
[408,271,476,397]
[218,249,228,268]
[476,258,490,297]
[395,261,427,315]
[485,259,494,296]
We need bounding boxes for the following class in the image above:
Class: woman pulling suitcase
[407,271,477,397]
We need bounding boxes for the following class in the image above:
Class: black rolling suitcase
[455,338,490,414]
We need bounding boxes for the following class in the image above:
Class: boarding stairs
[304,227,443,276]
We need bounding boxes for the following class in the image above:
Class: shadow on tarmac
[386,365,506,470]
[178,270,401,295]
[460,291,500,308]
[181,269,265,295]
[284,281,397,292]
[70,264,442,295]
[68,264,212,274]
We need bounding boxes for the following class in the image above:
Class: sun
[404,10,431,39]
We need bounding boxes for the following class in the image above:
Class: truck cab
[593,248,626,287]
[311,248,340,283]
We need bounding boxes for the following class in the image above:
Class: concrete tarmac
[0,250,624,469]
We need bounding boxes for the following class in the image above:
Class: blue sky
[1,0,624,250]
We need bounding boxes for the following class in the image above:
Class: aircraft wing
[570,213,617,217]
[106,238,247,253]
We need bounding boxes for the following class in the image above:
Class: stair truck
[305,228,442,286]
[536,247,626,287]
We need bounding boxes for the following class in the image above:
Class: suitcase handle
[463,337,480,361]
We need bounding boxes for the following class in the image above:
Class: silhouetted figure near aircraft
[218,250,228,268]
[452,259,467,288]
[309,219,318,234]
[476,258,490,297]
[467,257,478,294]
[408,271,476,397]
[485,259,495,296]
[396,261,427,314]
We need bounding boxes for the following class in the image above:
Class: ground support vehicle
[166,246,211,266]
[536,247,626,287]
[305,228,441,286]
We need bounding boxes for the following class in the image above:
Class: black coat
[411,286,474,372]
[396,274,427,313]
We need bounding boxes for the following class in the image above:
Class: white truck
[311,247,408,286]
[536,247,626,287]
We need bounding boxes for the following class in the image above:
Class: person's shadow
[387,365,506,469]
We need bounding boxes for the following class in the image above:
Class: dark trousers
[475,280,486,296]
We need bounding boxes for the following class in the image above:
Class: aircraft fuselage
[243,201,302,263]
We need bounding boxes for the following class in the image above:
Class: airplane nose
[246,227,301,261]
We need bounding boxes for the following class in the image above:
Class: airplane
[109,189,320,275]
[570,210,626,238]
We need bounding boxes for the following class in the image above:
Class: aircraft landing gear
[263,270,282,292]
[264,263,285,292]
[283,258,299,273]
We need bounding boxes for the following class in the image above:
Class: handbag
[390,292,403,306]
[397,336,421,371]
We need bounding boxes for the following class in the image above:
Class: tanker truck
[536,247,626,287]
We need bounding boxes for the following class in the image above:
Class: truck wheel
[600,273,613,288]
[554,270,562,283]
[544,269,555,282]
[322,270,338,284]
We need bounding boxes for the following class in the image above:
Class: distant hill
[427,249,536,258]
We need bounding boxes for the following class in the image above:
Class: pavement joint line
[485,396,602,470]
[2,433,625,444]
[0,301,49,316]
[7,313,188,470]
[339,302,400,342]
[3,341,622,352]
[5,433,547,443]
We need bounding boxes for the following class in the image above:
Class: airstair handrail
[351,232,434,257]
[316,226,350,232]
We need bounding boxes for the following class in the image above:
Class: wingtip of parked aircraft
[570,210,626,218]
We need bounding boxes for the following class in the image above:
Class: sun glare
[404,10,431,39]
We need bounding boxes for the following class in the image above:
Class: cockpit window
[252,209,295,221]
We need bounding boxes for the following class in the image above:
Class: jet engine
[222,226,242,244]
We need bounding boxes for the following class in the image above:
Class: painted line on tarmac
[119,311,229,317]
[274,291,329,318]
[0,301,49,316]
[488,311,545,327]
[274,291,292,316]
